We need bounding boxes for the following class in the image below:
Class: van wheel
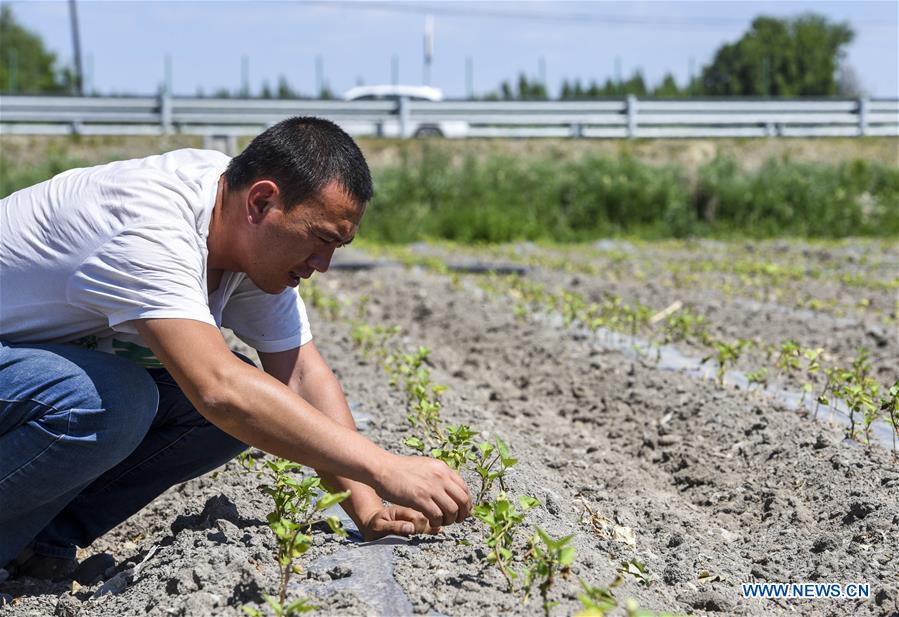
[414,126,444,138]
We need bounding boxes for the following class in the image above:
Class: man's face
[243,180,363,294]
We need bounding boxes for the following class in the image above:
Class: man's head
[224,116,373,211]
[218,117,373,293]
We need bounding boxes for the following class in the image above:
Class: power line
[300,1,895,28]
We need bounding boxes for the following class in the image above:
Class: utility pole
[688,56,696,94]
[423,15,434,85]
[240,54,249,98]
[86,52,93,94]
[68,0,84,95]
[465,56,473,99]
[315,55,324,97]
[164,54,173,95]
[538,56,546,97]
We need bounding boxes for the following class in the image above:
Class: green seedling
[431,424,478,470]
[472,437,518,504]
[575,580,617,616]
[300,280,343,321]
[513,302,530,322]
[661,311,709,345]
[350,323,400,360]
[239,455,349,613]
[473,492,540,591]
[745,367,769,390]
[616,559,652,587]
[575,580,684,617]
[773,339,802,381]
[880,381,899,456]
[800,347,823,403]
[522,528,575,617]
[815,367,850,419]
[840,376,881,443]
[837,348,881,442]
[701,339,749,386]
[243,597,316,617]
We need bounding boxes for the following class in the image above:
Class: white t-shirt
[0,148,312,367]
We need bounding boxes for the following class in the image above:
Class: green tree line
[0,8,860,98]
[490,13,857,100]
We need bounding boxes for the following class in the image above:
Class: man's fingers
[444,477,472,522]
[393,506,436,534]
[432,491,462,527]
[449,469,472,502]
[382,520,416,536]
[419,499,444,528]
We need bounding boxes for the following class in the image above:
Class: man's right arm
[134,318,471,527]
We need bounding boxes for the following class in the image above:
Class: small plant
[773,339,802,382]
[239,455,350,616]
[661,311,709,345]
[472,437,518,504]
[575,580,617,616]
[800,347,823,403]
[839,348,881,442]
[351,322,400,360]
[300,280,343,320]
[815,366,850,419]
[473,492,540,591]
[616,559,652,587]
[745,367,769,390]
[430,424,478,470]
[880,381,899,456]
[522,529,576,617]
[701,339,749,386]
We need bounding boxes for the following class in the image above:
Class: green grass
[4,143,897,242]
[364,147,899,242]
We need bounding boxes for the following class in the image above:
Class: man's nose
[308,244,337,273]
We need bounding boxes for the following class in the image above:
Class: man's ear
[246,180,280,224]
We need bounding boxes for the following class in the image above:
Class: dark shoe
[11,547,76,581]
[73,553,116,585]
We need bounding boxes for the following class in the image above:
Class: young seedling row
[363,246,898,456]
[371,240,896,325]
[303,280,682,617]
[237,455,350,616]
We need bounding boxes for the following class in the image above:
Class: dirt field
[1,240,897,616]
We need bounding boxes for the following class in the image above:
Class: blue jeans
[0,343,248,568]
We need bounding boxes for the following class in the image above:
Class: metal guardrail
[0,94,896,139]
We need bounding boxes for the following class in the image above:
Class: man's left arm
[259,342,440,540]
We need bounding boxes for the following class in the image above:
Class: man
[0,117,471,580]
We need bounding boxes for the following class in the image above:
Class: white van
[342,85,467,138]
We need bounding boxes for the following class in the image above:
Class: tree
[699,13,853,96]
[0,5,71,93]
[652,73,682,97]
[276,75,297,99]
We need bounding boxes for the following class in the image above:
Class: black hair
[224,116,373,209]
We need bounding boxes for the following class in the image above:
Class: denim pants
[0,342,248,568]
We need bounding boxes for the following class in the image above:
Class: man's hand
[360,505,441,541]
[373,454,472,528]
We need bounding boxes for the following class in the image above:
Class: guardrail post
[626,95,638,138]
[858,97,869,136]
[159,89,173,135]
[398,95,410,139]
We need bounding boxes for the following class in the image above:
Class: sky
[6,0,899,98]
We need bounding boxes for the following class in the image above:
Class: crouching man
[0,117,471,580]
